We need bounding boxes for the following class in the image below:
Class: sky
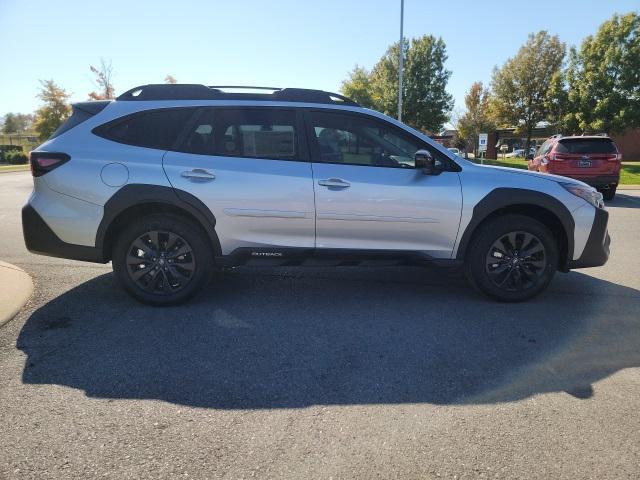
[0,0,638,119]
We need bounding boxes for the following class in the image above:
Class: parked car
[447,147,461,156]
[23,84,610,305]
[506,147,536,158]
[528,135,621,200]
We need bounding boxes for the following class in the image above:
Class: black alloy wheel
[126,230,196,295]
[485,231,546,292]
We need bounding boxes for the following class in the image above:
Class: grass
[0,164,30,173]
[470,157,640,185]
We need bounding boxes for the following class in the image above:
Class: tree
[544,70,569,134]
[165,75,177,84]
[2,113,33,134]
[340,35,453,133]
[565,12,640,134]
[403,35,454,133]
[88,58,115,100]
[340,66,375,108]
[456,82,495,156]
[490,31,565,153]
[2,113,19,134]
[33,80,71,140]
[368,40,407,118]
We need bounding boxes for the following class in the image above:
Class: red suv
[528,135,621,200]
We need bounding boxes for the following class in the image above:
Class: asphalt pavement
[1,171,639,479]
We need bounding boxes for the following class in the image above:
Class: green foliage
[341,36,453,133]
[34,80,71,141]
[369,41,407,117]
[404,36,453,133]
[3,149,29,164]
[2,113,33,134]
[565,12,640,134]
[490,31,565,150]
[457,81,495,153]
[544,70,569,134]
[340,66,375,109]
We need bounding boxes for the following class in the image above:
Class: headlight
[560,182,604,208]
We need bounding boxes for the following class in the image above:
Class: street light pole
[397,0,404,122]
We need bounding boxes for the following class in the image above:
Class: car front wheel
[465,214,558,302]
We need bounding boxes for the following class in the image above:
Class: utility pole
[398,0,404,122]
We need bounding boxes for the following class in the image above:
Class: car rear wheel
[465,214,558,302]
[112,214,214,306]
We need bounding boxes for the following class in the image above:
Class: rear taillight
[29,152,70,177]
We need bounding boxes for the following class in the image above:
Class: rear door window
[216,109,298,160]
[536,140,552,157]
[556,138,617,154]
[94,108,197,150]
[176,108,299,160]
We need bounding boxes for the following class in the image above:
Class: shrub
[4,150,29,165]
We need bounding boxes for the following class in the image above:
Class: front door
[306,109,462,258]
[163,107,315,254]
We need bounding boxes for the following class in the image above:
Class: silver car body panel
[29,99,599,260]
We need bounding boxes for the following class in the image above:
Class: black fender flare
[96,184,221,259]
[455,188,575,264]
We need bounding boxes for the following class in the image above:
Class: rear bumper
[566,207,610,269]
[560,174,619,188]
[22,204,106,263]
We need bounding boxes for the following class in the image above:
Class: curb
[0,261,33,328]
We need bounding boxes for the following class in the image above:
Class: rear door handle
[318,178,350,188]
[181,168,216,180]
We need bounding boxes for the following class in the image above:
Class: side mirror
[415,149,443,175]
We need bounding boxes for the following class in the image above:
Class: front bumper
[566,207,610,269]
[22,204,106,263]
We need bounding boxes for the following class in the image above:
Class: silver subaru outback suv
[22,84,610,305]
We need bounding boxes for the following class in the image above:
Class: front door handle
[181,168,216,180]
[318,178,350,188]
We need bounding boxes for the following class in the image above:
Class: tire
[112,214,214,306]
[464,214,558,302]
[602,187,616,201]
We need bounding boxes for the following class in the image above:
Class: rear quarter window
[94,108,196,150]
[556,139,617,154]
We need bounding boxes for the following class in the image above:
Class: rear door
[163,107,315,254]
[305,109,462,257]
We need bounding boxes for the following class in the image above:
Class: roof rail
[116,84,359,106]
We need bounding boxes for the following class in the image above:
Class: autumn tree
[565,12,640,134]
[88,58,115,100]
[490,31,565,153]
[456,82,495,156]
[33,80,71,140]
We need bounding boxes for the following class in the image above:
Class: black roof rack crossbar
[116,84,359,106]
